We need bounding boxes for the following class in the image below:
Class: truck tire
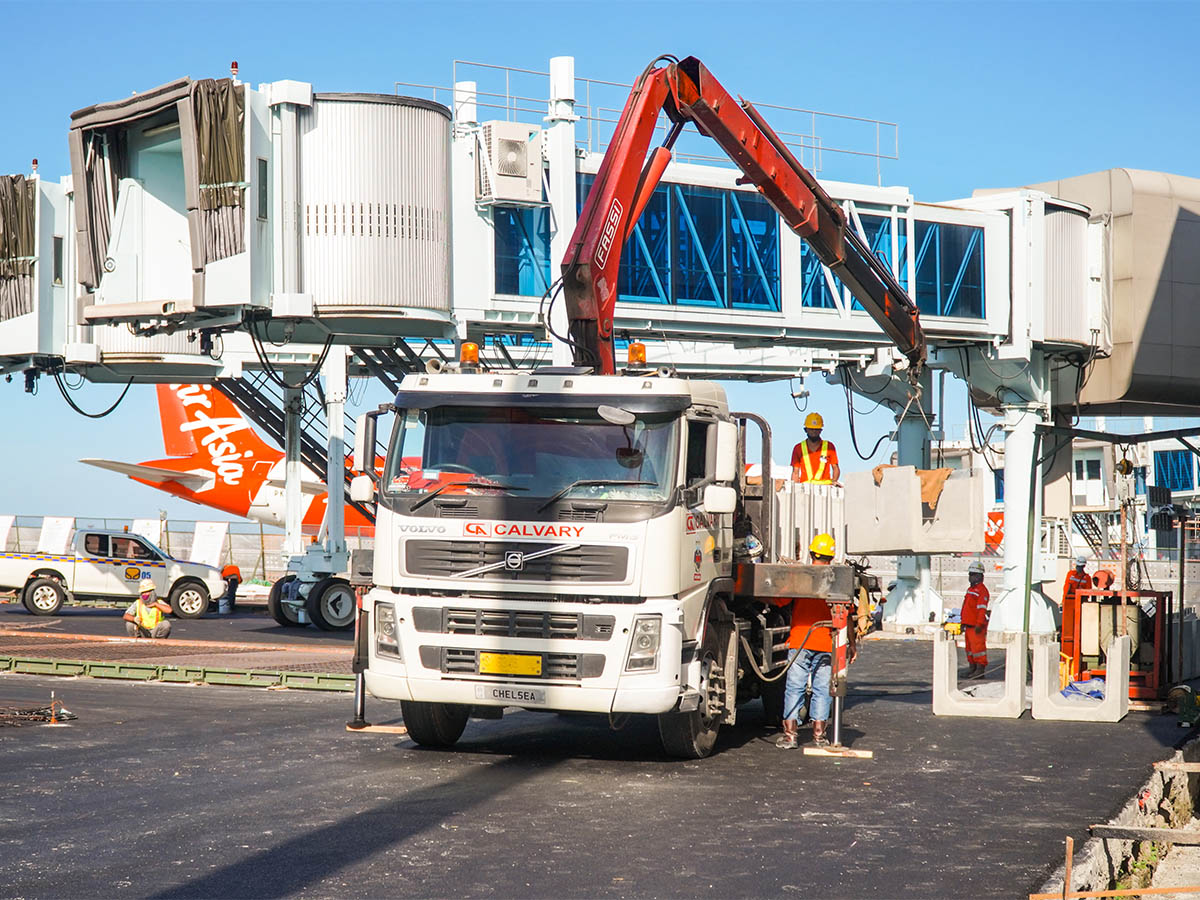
[658,632,724,759]
[169,581,210,619]
[305,578,355,631]
[23,577,65,616]
[267,575,302,627]
[400,700,470,748]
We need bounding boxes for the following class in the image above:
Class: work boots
[960,663,979,680]
[775,719,799,749]
[967,664,987,680]
[810,719,830,747]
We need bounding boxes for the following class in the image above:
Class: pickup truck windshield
[384,406,678,504]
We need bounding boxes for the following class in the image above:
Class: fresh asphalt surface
[0,638,1191,899]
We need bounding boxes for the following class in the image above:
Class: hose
[738,621,833,684]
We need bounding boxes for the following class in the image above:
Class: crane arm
[559,55,925,376]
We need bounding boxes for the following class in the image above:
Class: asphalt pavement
[0,601,352,648]
[0,639,1190,899]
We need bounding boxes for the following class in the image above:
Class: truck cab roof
[395,371,729,416]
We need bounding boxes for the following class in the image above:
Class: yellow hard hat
[804,412,824,429]
[138,578,155,593]
[809,533,836,557]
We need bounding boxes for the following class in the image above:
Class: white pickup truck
[0,530,226,618]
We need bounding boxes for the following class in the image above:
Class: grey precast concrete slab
[0,602,352,647]
[0,641,1190,900]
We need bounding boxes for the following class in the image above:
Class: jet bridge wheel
[305,578,355,631]
[658,627,725,759]
[267,575,302,627]
[400,700,470,748]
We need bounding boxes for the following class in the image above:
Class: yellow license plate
[478,652,542,676]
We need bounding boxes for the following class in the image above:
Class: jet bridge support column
[282,387,304,560]
[546,56,578,367]
[324,347,347,564]
[882,368,944,626]
[989,396,1056,633]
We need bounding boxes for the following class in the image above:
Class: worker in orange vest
[791,413,840,485]
[1061,554,1090,659]
[961,561,990,679]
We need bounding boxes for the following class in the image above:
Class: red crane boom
[559,55,926,376]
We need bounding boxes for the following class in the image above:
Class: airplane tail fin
[157,384,279,462]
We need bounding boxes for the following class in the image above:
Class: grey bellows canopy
[69,76,245,294]
[0,174,37,322]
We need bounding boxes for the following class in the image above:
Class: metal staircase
[1072,512,1107,558]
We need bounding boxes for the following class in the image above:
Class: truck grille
[406,540,628,582]
[418,646,605,680]
[412,606,615,640]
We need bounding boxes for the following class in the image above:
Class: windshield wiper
[536,479,655,513]
[410,480,528,512]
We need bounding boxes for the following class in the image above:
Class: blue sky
[1,0,1196,522]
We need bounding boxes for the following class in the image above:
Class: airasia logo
[594,198,623,268]
[173,385,253,487]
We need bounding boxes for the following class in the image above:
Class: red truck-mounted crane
[559,55,926,376]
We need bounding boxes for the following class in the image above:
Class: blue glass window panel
[993,468,1005,503]
[1134,466,1147,496]
[494,207,551,297]
[912,220,985,318]
[801,213,906,312]
[575,174,779,311]
[1154,449,1193,492]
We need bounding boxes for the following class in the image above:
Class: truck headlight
[375,602,401,660]
[625,615,661,672]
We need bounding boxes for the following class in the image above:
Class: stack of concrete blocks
[844,466,986,555]
[932,629,1027,717]
[1029,634,1130,722]
[773,482,845,561]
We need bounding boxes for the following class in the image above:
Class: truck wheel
[267,575,301,627]
[305,578,355,631]
[400,700,470,748]
[23,577,65,616]
[658,636,723,759]
[169,581,210,619]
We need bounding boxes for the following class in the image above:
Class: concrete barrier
[932,629,1026,717]
[1030,635,1129,722]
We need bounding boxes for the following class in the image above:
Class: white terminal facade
[2,55,1197,632]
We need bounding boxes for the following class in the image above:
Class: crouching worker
[124,579,172,638]
[772,533,856,749]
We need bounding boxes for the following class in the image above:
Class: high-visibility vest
[135,599,163,631]
[961,583,990,627]
[799,441,833,484]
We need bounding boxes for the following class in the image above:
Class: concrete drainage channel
[1036,735,1200,897]
[0,655,354,691]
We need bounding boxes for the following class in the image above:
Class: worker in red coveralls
[1061,554,1090,660]
[791,413,839,485]
[961,561,990,679]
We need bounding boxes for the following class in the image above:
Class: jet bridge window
[0,175,37,322]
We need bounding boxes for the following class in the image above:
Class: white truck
[349,368,864,757]
[0,529,226,618]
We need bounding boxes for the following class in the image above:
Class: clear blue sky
[1,0,1196,522]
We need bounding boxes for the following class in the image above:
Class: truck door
[681,419,719,591]
[109,535,164,596]
[75,533,112,596]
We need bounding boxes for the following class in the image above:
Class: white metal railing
[395,58,900,186]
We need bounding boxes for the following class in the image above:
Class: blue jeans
[782,648,831,723]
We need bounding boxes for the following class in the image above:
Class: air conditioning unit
[476,121,543,204]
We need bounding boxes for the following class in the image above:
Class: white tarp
[190,521,228,568]
[131,518,161,547]
[0,515,13,552]
[37,516,74,554]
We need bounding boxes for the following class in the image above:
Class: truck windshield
[383,406,678,504]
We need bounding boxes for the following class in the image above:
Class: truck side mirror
[714,421,737,483]
[353,413,377,476]
[702,484,737,515]
[350,474,375,504]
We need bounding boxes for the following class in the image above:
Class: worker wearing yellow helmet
[791,412,840,485]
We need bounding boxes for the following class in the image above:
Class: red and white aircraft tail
[82,384,375,532]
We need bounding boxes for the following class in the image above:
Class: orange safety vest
[796,441,834,484]
[1063,569,1089,604]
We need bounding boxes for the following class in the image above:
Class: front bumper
[360,589,684,715]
